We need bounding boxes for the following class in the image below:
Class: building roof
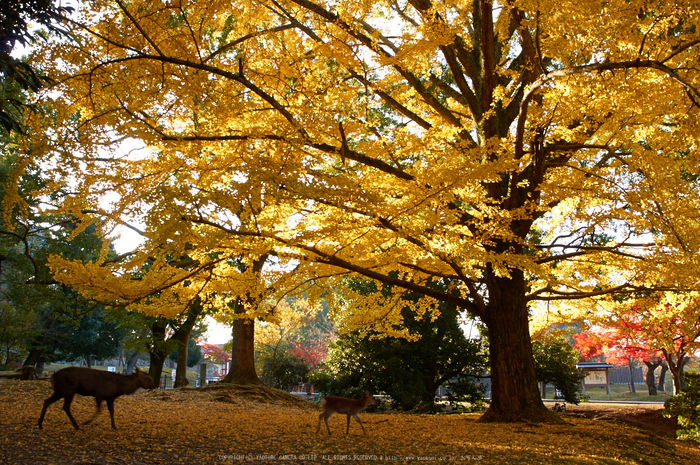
[576,362,614,369]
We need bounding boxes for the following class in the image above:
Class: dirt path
[561,402,679,438]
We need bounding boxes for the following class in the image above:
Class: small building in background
[577,362,614,399]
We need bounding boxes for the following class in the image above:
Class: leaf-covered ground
[1,379,699,465]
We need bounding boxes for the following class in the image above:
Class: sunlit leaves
[12,0,700,346]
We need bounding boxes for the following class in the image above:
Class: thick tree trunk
[222,256,267,386]
[172,305,202,388]
[643,360,661,396]
[662,348,687,395]
[421,355,441,407]
[147,319,170,386]
[658,363,668,392]
[670,367,683,395]
[22,346,44,369]
[627,358,636,393]
[149,351,168,387]
[222,298,263,385]
[125,352,142,375]
[174,338,190,387]
[22,315,54,369]
[667,356,687,395]
[479,271,561,423]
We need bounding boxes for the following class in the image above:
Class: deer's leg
[317,411,332,435]
[106,399,117,429]
[38,393,62,429]
[316,413,323,434]
[352,414,367,434]
[62,394,80,429]
[84,398,103,425]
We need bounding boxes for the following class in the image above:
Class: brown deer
[38,367,156,430]
[317,391,376,435]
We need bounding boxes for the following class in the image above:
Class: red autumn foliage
[288,338,328,370]
[573,295,700,394]
[200,344,231,364]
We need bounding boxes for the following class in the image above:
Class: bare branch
[114,0,165,56]
[662,38,700,64]
[534,246,650,264]
[528,283,680,301]
[204,24,295,63]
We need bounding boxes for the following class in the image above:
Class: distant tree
[122,350,143,374]
[168,299,207,387]
[642,356,666,396]
[168,326,204,368]
[288,338,328,372]
[574,293,700,395]
[314,279,487,411]
[658,362,670,393]
[0,299,37,365]
[0,218,117,371]
[258,348,309,391]
[112,308,155,374]
[186,337,203,367]
[255,296,331,389]
[573,329,648,395]
[532,339,585,404]
[201,343,231,366]
[52,307,125,367]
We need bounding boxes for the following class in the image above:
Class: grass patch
[582,384,674,402]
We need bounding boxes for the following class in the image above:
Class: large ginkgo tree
[16,0,700,422]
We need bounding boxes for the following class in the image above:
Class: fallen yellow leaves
[1,379,698,464]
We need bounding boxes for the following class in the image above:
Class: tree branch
[181,214,484,317]
[114,0,165,56]
[523,59,700,110]
[528,283,679,301]
[204,24,295,63]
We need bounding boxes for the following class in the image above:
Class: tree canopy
[0,0,73,134]
[16,0,700,422]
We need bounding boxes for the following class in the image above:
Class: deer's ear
[134,368,141,373]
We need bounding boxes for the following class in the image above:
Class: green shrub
[664,372,700,442]
[533,339,586,404]
[445,376,488,413]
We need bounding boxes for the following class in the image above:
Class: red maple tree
[288,338,328,370]
[200,343,231,365]
[573,294,700,395]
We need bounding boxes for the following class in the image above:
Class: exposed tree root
[477,403,565,424]
[0,367,40,380]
